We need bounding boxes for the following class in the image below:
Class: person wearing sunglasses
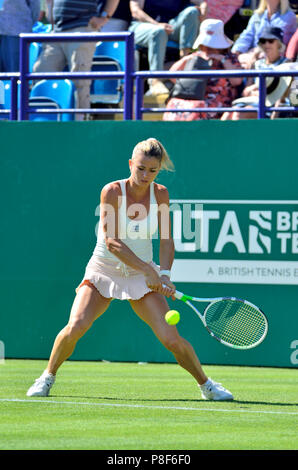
[231,0,297,69]
[222,26,291,120]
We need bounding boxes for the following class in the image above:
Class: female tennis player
[27,138,233,401]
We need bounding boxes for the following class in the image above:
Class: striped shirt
[53,0,105,32]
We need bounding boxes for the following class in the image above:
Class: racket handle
[161,283,184,300]
[173,290,184,300]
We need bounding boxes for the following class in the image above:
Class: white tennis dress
[77,179,160,300]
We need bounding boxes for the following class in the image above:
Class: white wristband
[160,270,171,279]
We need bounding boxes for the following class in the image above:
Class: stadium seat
[29,79,75,121]
[167,40,179,49]
[0,80,10,118]
[30,22,52,77]
[0,80,20,120]
[90,56,123,105]
[29,42,42,73]
[94,41,126,71]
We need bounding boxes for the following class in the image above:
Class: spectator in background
[33,0,120,121]
[129,1,204,96]
[231,0,297,69]
[206,0,244,25]
[192,0,207,22]
[286,29,298,60]
[225,26,292,120]
[163,19,243,121]
[0,0,40,72]
[39,0,53,25]
[101,0,132,32]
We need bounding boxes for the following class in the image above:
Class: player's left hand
[159,276,176,300]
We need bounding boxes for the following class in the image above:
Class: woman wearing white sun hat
[193,18,234,49]
[163,19,243,121]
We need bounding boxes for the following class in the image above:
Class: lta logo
[249,211,272,254]
[170,199,298,285]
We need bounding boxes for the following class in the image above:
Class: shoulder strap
[118,179,127,221]
[150,182,155,203]
[119,179,126,196]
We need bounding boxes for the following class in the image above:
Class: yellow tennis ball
[165,310,180,325]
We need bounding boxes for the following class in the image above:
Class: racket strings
[205,300,267,347]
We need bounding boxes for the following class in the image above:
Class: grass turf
[0,359,297,450]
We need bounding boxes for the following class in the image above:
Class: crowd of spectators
[223,25,293,120]
[163,18,243,121]
[0,0,297,120]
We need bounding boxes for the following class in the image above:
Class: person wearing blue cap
[224,26,292,120]
[231,0,297,70]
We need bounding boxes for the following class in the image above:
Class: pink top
[206,0,243,24]
[286,30,298,61]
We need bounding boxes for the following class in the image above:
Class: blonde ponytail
[132,138,175,172]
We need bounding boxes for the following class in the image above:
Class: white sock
[200,378,211,389]
[41,370,55,379]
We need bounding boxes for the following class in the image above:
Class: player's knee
[66,319,90,340]
[162,335,184,354]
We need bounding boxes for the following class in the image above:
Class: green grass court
[0,360,297,450]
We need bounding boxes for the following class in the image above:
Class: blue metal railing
[0,31,297,121]
[134,69,298,120]
[0,73,19,120]
[19,31,134,120]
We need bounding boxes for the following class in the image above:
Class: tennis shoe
[26,371,55,397]
[199,378,234,401]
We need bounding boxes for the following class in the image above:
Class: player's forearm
[105,237,153,274]
[159,239,175,272]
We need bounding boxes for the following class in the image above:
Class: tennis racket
[173,288,268,350]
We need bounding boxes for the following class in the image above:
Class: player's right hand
[144,266,162,292]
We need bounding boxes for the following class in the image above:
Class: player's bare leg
[129,292,208,385]
[27,285,111,396]
[47,285,111,375]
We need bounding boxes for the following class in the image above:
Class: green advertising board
[0,120,297,368]
[170,199,298,285]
